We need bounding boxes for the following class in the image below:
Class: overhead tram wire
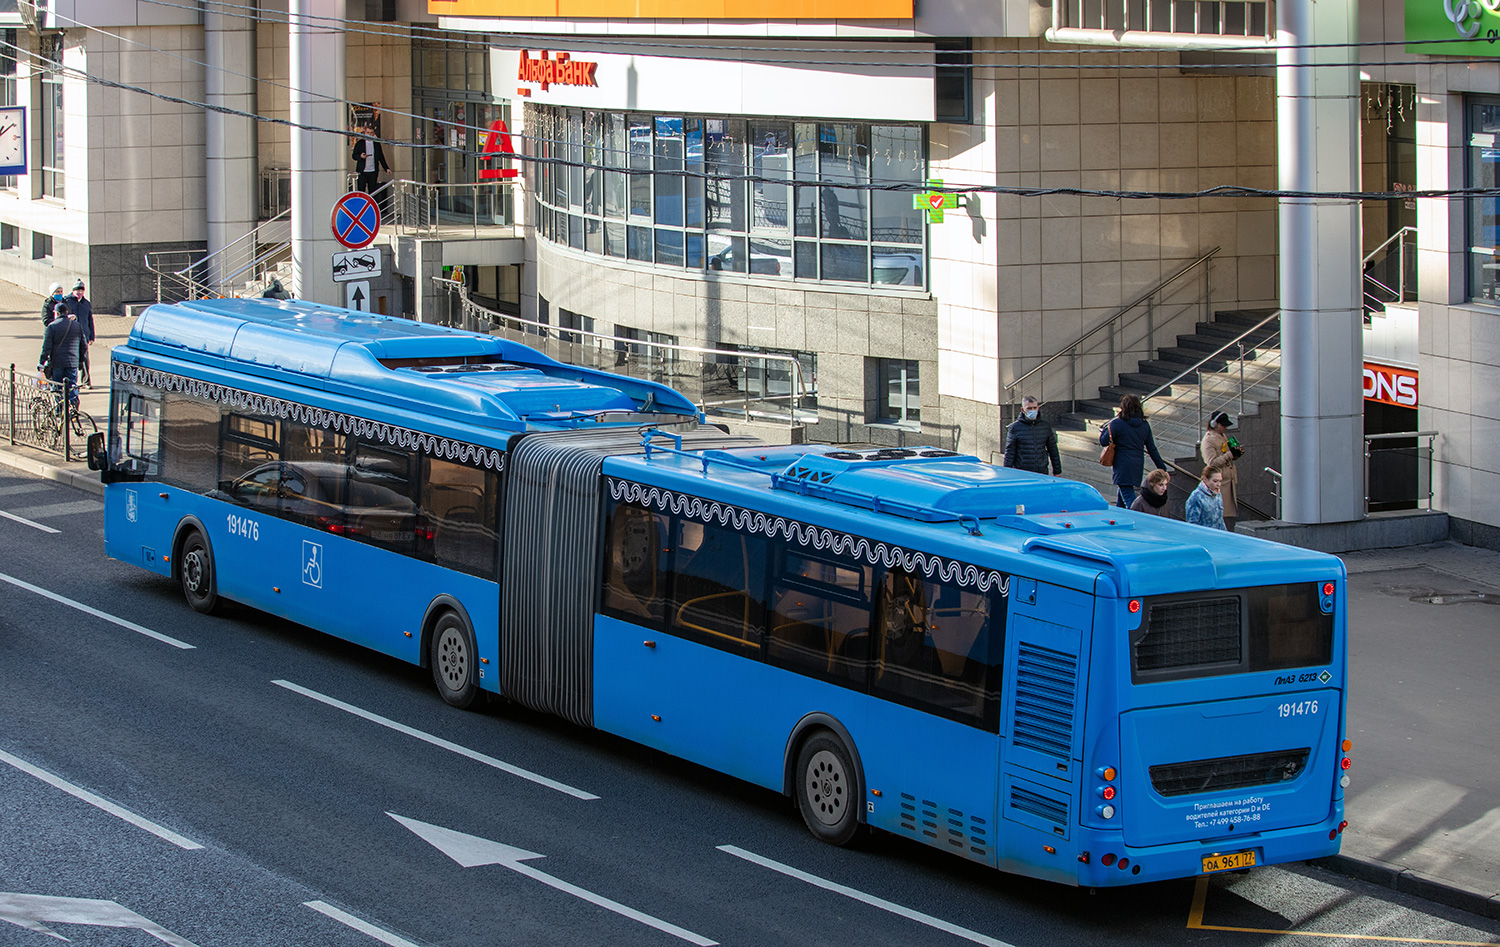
[6,37,1496,202]
[127,0,1500,69]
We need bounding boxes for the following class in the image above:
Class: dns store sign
[1363,362,1419,407]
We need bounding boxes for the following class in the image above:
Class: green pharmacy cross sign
[913,179,959,223]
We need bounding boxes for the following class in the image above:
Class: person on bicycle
[39,306,83,411]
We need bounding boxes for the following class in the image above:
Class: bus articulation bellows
[92,299,1351,887]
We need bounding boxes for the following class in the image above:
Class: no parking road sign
[332,191,380,250]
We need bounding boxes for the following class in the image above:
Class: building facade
[0,0,1495,540]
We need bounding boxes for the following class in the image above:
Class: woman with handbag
[1098,394,1166,508]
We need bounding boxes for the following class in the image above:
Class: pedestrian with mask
[41,282,65,325]
[67,280,94,388]
[1130,468,1173,517]
[1099,394,1166,508]
[1003,395,1062,475]
[1200,411,1243,528]
[1186,467,1227,530]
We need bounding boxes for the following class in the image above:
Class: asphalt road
[1,468,1498,947]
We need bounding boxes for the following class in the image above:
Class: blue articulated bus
[92,299,1351,887]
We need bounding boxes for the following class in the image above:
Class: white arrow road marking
[273,681,597,800]
[0,509,60,533]
[0,748,202,850]
[390,813,717,947]
[0,570,194,649]
[304,901,424,947]
[0,892,202,946]
[717,845,1016,947]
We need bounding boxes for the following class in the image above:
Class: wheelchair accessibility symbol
[302,540,323,588]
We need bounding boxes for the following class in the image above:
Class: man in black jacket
[351,125,389,197]
[39,307,83,410]
[1003,396,1062,475]
[66,280,94,388]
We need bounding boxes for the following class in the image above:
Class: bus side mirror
[86,432,107,471]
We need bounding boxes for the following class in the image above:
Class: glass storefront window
[1468,97,1500,302]
[531,105,925,290]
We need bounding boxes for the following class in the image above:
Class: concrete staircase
[1050,309,1282,514]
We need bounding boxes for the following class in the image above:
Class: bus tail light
[1096,804,1115,819]
[1100,853,1116,867]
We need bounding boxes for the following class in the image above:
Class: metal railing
[1264,466,1282,520]
[1365,430,1438,513]
[436,279,812,432]
[387,179,516,237]
[1049,0,1275,46]
[1004,247,1219,426]
[143,209,292,303]
[3,364,94,462]
[1362,226,1417,316]
[1139,309,1281,431]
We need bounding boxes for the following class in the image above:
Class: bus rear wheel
[179,531,220,615]
[795,732,860,846]
[430,612,479,709]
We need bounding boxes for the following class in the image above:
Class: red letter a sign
[480,119,519,180]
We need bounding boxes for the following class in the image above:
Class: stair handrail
[144,209,293,301]
[1139,308,1281,406]
[1362,226,1417,307]
[1004,246,1220,405]
[1363,226,1416,267]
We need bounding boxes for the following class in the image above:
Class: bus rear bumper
[1074,804,1345,887]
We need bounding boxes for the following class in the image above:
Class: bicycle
[26,376,97,453]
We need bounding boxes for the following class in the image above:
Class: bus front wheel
[430,611,479,709]
[795,732,861,846]
[179,531,220,615]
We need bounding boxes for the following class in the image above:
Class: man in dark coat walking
[351,125,389,197]
[1003,395,1062,475]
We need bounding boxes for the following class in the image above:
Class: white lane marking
[0,893,202,946]
[0,571,193,649]
[10,500,104,518]
[272,680,599,801]
[0,748,203,850]
[0,509,60,533]
[389,813,717,947]
[303,901,424,947]
[718,845,1016,947]
[0,483,50,496]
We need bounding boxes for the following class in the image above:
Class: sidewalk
[0,281,1497,916]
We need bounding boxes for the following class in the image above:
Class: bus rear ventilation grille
[1135,598,1241,671]
[1149,747,1312,797]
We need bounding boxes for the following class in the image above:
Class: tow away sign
[333,248,381,282]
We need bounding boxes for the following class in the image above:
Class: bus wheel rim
[437,627,467,690]
[806,749,847,827]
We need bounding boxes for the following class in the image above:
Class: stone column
[289,0,346,305]
[204,3,257,292]
[1277,0,1365,524]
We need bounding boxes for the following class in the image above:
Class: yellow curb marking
[1189,876,1498,946]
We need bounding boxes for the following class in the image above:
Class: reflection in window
[874,568,1002,730]
[1467,97,1500,301]
[767,551,872,684]
[875,358,920,426]
[532,105,925,289]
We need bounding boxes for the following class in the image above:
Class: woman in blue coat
[1099,394,1166,508]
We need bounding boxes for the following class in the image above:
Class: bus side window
[159,392,218,492]
[347,443,418,554]
[112,391,163,476]
[666,517,766,654]
[601,501,668,626]
[421,456,499,580]
[766,551,871,685]
[874,568,1002,730]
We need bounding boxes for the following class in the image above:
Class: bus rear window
[1131,583,1333,683]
